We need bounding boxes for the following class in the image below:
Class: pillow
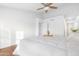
[0,44,17,56]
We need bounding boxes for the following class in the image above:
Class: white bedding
[19,34,79,56]
[19,36,67,56]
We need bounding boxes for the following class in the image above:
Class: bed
[19,35,67,56]
[18,33,79,56]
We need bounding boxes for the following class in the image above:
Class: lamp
[71,22,79,32]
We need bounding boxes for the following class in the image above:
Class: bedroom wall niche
[39,16,65,37]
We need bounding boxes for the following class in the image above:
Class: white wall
[0,5,41,48]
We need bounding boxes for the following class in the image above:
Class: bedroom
[0,3,79,56]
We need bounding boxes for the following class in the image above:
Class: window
[16,31,24,40]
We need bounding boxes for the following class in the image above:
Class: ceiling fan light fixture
[44,7,49,10]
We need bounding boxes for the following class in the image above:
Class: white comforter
[19,35,79,56]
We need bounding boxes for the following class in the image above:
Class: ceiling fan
[37,3,58,13]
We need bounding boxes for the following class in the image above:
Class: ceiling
[0,3,63,12]
[0,3,41,12]
[0,3,79,14]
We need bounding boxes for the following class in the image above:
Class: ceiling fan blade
[37,7,45,10]
[47,3,53,6]
[41,3,47,6]
[49,6,58,9]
